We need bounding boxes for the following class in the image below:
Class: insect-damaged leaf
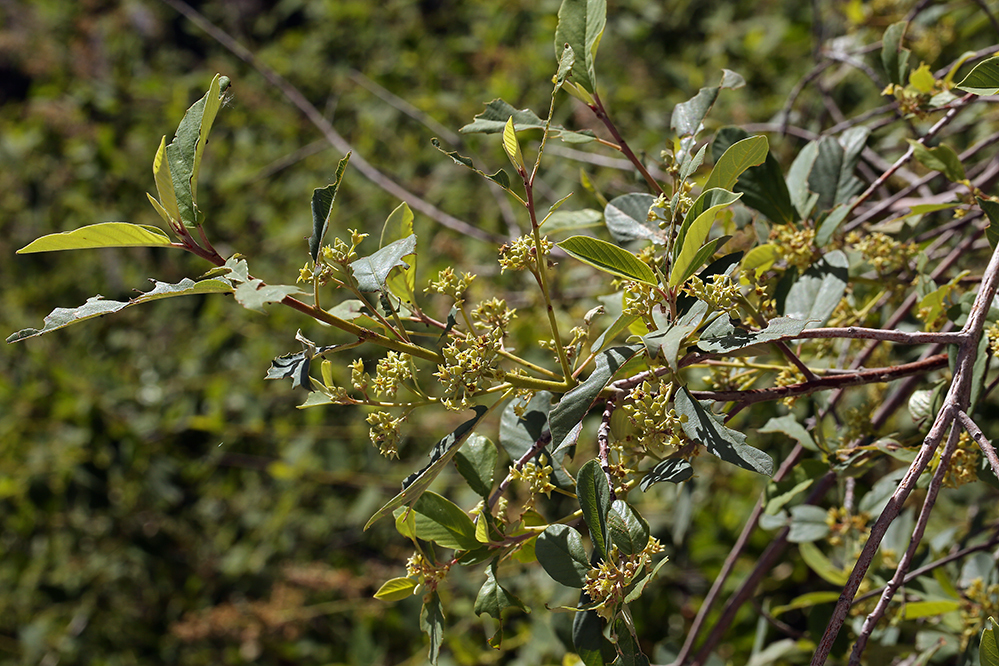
[309,152,352,263]
[553,0,606,95]
[697,316,810,354]
[675,387,773,476]
[16,222,175,253]
[350,234,417,293]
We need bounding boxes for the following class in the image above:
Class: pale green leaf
[799,541,849,586]
[558,235,658,285]
[411,491,479,551]
[957,55,999,95]
[349,235,417,293]
[903,600,961,620]
[374,577,418,601]
[16,222,174,253]
[703,135,769,192]
[669,188,742,286]
[503,116,525,171]
[554,0,606,95]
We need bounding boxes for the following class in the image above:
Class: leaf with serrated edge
[558,235,657,285]
[17,222,174,253]
[536,524,589,587]
[675,387,774,476]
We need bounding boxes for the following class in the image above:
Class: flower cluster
[298,229,369,285]
[498,234,552,273]
[846,231,915,276]
[405,552,450,593]
[825,506,871,549]
[426,267,475,305]
[683,274,741,314]
[372,351,412,398]
[622,381,687,456]
[471,297,516,333]
[773,225,818,271]
[434,329,504,410]
[986,322,999,358]
[508,455,555,509]
[583,539,666,621]
[960,578,999,650]
[928,430,980,488]
[367,410,403,458]
[622,281,659,318]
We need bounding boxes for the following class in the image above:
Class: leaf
[808,128,869,214]
[454,434,497,498]
[903,600,961,620]
[613,618,651,666]
[679,144,708,182]
[420,591,445,665]
[554,0,606,95]
[703,135,769,192]
[503,116,526,171]
[365,406,489,529]
[536,524,590,587]
[500,391,553,460]
[672,71,745,165]
[910,63,936,94]
[882,21,911,86]
[675,387,774,476]
[577,459,612,558]
[555,43,576,89]
[380,202,417,303]
[163,74,231,228]
[956,55,999,95]
[374,577,418,601]
[573,604,609,666]
[981,617,999,666]
[550,346,642,456]
[607,500,649,556]
[642,300,708,371]
[7,277,233,343]
[604,193,664,244]
[475,560,528,624]
[787,504,830,543]
[640,458,693,490]
[265,330,331,391]
[712,127,796,224]
[815,205,851,247]
[759,415,818,452]
[799,541,849,586]
[740,243,781,279]
[459,98,596,144]
[16,222,175,254]
[770,591,840,617]
[786,141,821,220]
[152,136,180,224]
[234,280,304,313]
[309,152,352,263]
[670,188,742,286]
[908,140,966,182]
[411,491,480,551]
[543,208,604,233]
[783,250,849,328]
[622,555,669,604]
[697,316,810,354]
[558,236,658,285]
[978,198,999,250]
[349,235,418,293]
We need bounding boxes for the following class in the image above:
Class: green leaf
[152,136,180,224]
[555,43,576,89]
[703,135,769,192]
[640,458,693,490]
[741,243,781,279]
[783,250,849,328]
[672,71,745,165]
[908,140,966,182]
[613,618,651,666]
[500,391,553,460]
[16,222,174,253]
[420,591,445,665]
[981,617,999,666]
[675,387,774,476]
[309,152,352,263]
[7,277,233,343]
[808,128,869,214]
[978,198,999,250]
[550,346,642,456]
[697,316,810,354]
[554,0,606,95]
[163,74,231,228]
[411,491,479,551]
[903,600,961,620]
[475,560,528,623]
[454,434,497,499]
[815,205,851,247]
[459,98,596,144]
[607,500,649,556]
[957,55,999,95]
[558,236,658,285]
[234,280,304,313]
[431,138,514,190]
[799,541,849,586]
[577,459,612,558]
[670,188,742,286]
[365,406,489,529]
[374,577,418,601]
[759,415,818,452]
[642,300,708,370]
[910,63,936,94]
[349,235,417,293]
[712,127,796,224]
[573,604,610,666]
[787,505,830,543]
[536,524,590,587]
[380,202,417,304]
[543,208,604,233]
[882,21,911,86]
[604,193,665,245]
[770,591,840,617]
[502,116,526,171]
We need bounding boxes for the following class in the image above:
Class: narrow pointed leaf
[577,459,612,557]
[309,152,352,263]
[703,135,769,192]
[503,116,525,171]
[536,524,589,587]
[558,236,657,285]
[458,99,595,144]
[152,136,180,223]
[882,21,911,85]
[675,387,774,476]
[957,55,999,95]
[16,222,174,253]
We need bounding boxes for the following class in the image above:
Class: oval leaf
[412,491,479,551]
[957,55,999,95]
[577,459,612,557]
[374,576,418,601]
[703,135,769,192]
[536,524,590,588]
[17,222,174,254]
[558,235,657,285]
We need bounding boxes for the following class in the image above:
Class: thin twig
[956,409,999,478]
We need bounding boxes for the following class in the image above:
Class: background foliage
[4,1,999,665]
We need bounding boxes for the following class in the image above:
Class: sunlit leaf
[16,222,174,253]
[703,135,769,192]
[675,387,774,476]
[309,152,352,263]
[374,577,418,601]
[558,235,658,285]
[957,55,999,95]
[350,235,417,293]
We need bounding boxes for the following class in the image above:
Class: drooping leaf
[675,387,774,476]
[573,603,610,666]
[380,202,418,304]
[712,127,796,224]
[640,458,693,489]
[431,138,514,190]
[980,617,999,666]
[607,500,649,556]
[799,541,850,586]
[554,0,606,95]
[16,222,174,254]
[908,140,966,183]
[783,250,849,328]
[420,591,445,665]
[374,577,418,601]
[604,193,664,244]
[697,316,810,354]
[7,277,233,343]
[703,135,769,192]
[536,524,590,587]
[265,330,330,391]
[458,99,597,144]
[474,560,529,625]
[558,236,658,285]
[577,459,612,557]
[454,434,497,498]
[365,406,489,529]
[956,55,999,95]
[550,346,642,456]
[349,235,417,293]
[882,21,911,86]
[309,152,352,263]
[411,491,480,551]
[978,198,999,250]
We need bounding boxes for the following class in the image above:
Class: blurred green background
[2,1,991,664]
